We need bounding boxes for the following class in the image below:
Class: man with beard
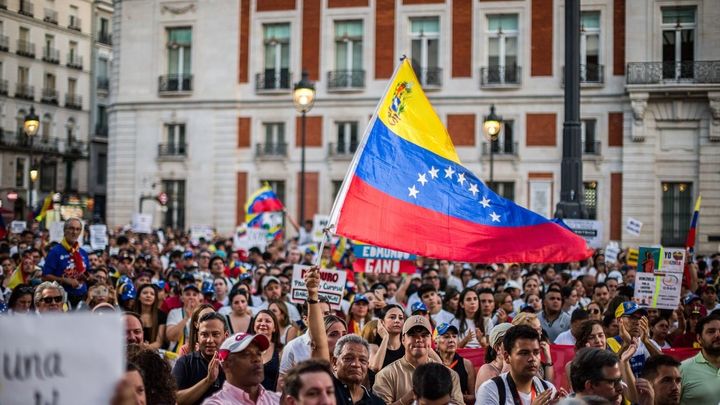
[203,332,280,404]
[680,313,720,403]
[172,312,228,405]
[373,315,463,405]
[642,355,682,405]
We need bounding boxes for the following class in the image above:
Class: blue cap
[435,323,459,336]
[183,250,194,259]
[238,272,253,281]
[615,301,648,318]
[684,294,701,306]
[411,302,428,314]
[183,283,200,293]
[351,294,369,304]
[202,280,215,295]
[152,280,166,290]
[118,283,137,302]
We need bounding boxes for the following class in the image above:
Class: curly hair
[128,348,177,405]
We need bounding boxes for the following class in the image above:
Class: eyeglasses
[598,377,623,387]
[41,296,63,304]
[589,308,601,314]
[423,276,439,280]
[496,279,506,283]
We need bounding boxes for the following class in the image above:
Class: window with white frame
[335,121,358,155]
[580,11,601,82]
[263,123,286,155]
[263,23,290,89]
[581,119,598,154]
[410,17,441,86]
[167,27,192,90]
[661,182,692,246]
[333,20,363,88]
[16,157,27,188]
[487,14,519,84]
[661,7,696,80]
[41,113,52,140]
[164,123,186,155]
[492,120,515,154]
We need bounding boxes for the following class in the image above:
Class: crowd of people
[2,218,720,405]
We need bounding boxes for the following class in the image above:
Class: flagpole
[327,58,409,233]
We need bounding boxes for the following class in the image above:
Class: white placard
[233,225,267,251]
[49,221,65,243]
[605,241,621,264]
[190,225,214,244]
[528,180,553,219]
[312,214,330,243]
[626,217,643,236]
[131,213,153,234]
[89,224,108,250]
[290,264,347,310]
[633,272,683,310]
[0,313,124,405]
[10,220,26,234]
[660,248,686,274]
[564,219,604,248]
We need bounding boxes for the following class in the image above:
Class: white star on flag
[444,167,455,179]
[457,173,466,186]
[490,212,501,222]
[469,183,479,196]
[408,185,419,198]
[428,166,439,179]
[480,197,491,208]
[417,173,428,186]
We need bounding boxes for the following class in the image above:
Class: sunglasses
[41,296,63,304]
[589,308,601,314]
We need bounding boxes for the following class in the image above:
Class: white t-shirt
[166,307,188,351]
[256,299,301,323]
[279,333,311,375]
[431,309,455,326]
[553,329,576,345]
[475,372,556,405]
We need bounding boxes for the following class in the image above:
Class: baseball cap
[689,304,708,317]
[489,323,513,348]
[503,280,522,291]
[615,301,648,318]
[411,302,428,314]
[261,276,280,290]
[201,280,215,295]
[183,283,200,293]
[701,285,717,294]
[351,294,369,305]
[238,272,253,282]
[684,294,701,306]
[217,332,270,361]
[435,323,459,336]
[607,270,623,281]
[180,273,196,284]
[118,283,137,302]
[402,315,433,335]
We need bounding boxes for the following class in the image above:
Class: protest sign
[634,271,683,310]
[605,241,620,264]
[312,214,330,243]
[638,247,662,273]
[564,219,604,248]
[0,313,124,405]
[233,225,267,251]
[290,264,346,309]
[353,258,417,274]
[190,225,214,244]
[131,213,153,233]
[48,221,65,243]
[89,224,108,250]
[10,220,26,234]
[661,248,686,274]
[626,217,643,236]
[352,243,417,260]
[627,248,639,267]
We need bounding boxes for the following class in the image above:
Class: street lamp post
[483,105,502,191]
[293,71,315,225]
[23,106,40,220]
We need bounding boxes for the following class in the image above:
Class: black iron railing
[18,0,33,16]
[158,74,193,92]
[97,77,109,91]
[41,88,58,104]
[328,142,358,157]
[65,94,82,109]
[0,35,8,51]
[0,80,7,95]
[255,70,291,92]
[42,47,60,63]
[44,8,58,24]
[327,70,365,90]
[15,84,34,100]
[256,142,287,157]
[97,32,112,46]
[482,141,518,156]
[68,16,82,31]
[626,61,720,84]
[480,65,522,86]
[583,140,601,155]
[16,39,35,58]
[67,54,83,69]
[158,143,187,156]
[95,124,108,137]
[416,68,442,87]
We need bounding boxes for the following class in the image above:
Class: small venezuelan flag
[328,59,592,263]
[685,195,701,254]
[245,184,284,225]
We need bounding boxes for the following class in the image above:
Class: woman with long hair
[524,293,543,313]
[7,284,34,314]
[565,320,608,387]
[268,298,299,344]
[249,309,283,391]
[650,315,672,349]
[442,288,460,314]
[453,288,487,348]
[346,294,372,334]
[368,304,405,372]
[585,300,604,322]
[179,303,215,356]
[225,288,252,334]
[133,284,167,350]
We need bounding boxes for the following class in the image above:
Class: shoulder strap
[492,376,506,405]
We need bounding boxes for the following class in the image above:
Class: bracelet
[307,298,319,304]
[542,362,553,367]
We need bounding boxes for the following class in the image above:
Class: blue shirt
[42,243,89,296]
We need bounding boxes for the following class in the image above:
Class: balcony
[16,39,36,58]
[158,74,193,93]
[44,8,58,24]
[67,54,83,69]
[68,16,82,32]
[65,94,82,109]
[583,140,602,156]
[416,68,442,88]
[0,131,60,154]
[97,76,109,92]
[41,88,58,105]
[482,141,519,157]
[328,142,358,159]
[158,143,187,157]
[327,70,365,91]
[255,70,291,93]
[256,142,287,158]
[18,0,33,17]
[0,79,8,95]
[15,84,34,100]
[95,124,108,137]
[97,32,112,46]
[63,139,88,157]
[480,65,522,87]
[0,0,6,9]
[627,61,720,85]
[42,47,60,64]
[0,35,8,52]
[562,64,604,85]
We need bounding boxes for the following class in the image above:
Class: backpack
[491,375,549,405]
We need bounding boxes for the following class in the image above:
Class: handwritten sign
[190,225,214,245]
[290,264,346,310]
[89,224,108,250]
[10,220,26,234]
[0,313,124,405]
[605,241,621,264]
[626,217,643,237]
[131,213,153,234]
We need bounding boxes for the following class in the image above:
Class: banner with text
[290,264,347,310]
[352,243,416,274]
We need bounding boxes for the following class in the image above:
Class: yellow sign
[627,248,639,267]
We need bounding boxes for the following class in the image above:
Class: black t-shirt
[333,375,385,405]
[142,311,167,342]
[171,351,226,405]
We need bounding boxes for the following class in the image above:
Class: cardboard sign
[634,271,683,310]
[0,313,124,405]
[638,247,662,273]
[352,258,417,274]
[233,225,267,251]
[89,224,108,251]
[626,217,643,236]
[312,214,330,243]
[605,241,621,264]
[564,219,604,248]
[190,225,214,244]
[661,248,686,274]
[290,264,346,309]
[49,221,65,243]
[131,213,153,234]
[10,220,26,234]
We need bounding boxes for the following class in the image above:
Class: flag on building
[245,184,284,227]
[685,195,701,254]
[328,59,592,263]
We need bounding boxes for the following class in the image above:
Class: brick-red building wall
[526,113,557,146]
[302,0,321,81]
[614,0,625,75]
[236,172,248,226]
[608,112,624,147]
[296,116,323,147]
[237,117,251,148]
[447,114,476,146]
[452,0,472,77]
[375,0,395,79]
[531,0,553,76]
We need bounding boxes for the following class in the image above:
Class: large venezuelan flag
[329,60,592,263]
